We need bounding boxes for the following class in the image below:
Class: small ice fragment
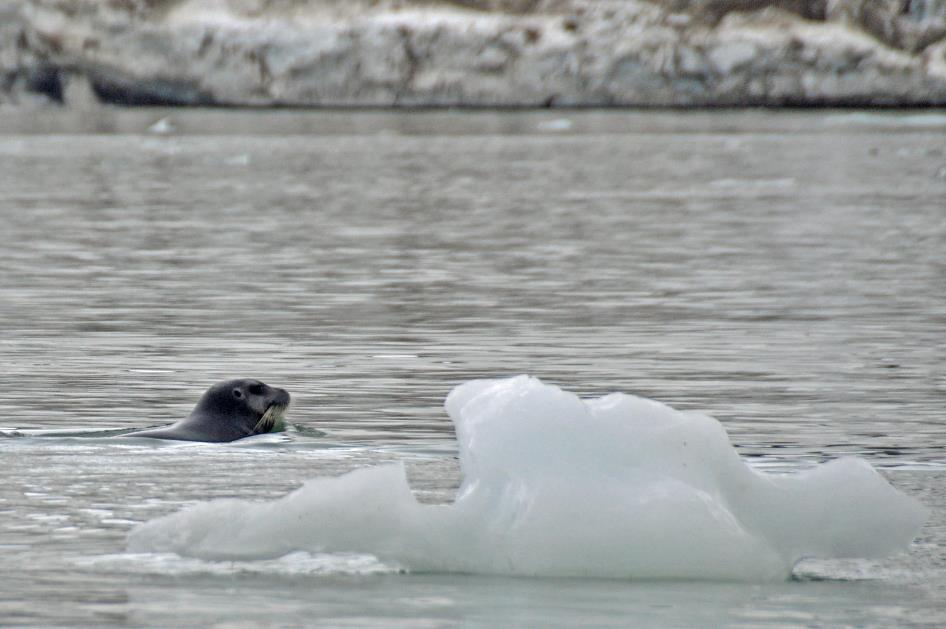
[537,118,573,131]
[225,154,251,166]
[147,118,174,135]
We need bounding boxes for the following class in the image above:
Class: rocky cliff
[3,0,946,107]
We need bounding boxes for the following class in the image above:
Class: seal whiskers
[254,403,288,435]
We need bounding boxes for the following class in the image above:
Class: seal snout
[271,387,291,409]
[254,387,290,435]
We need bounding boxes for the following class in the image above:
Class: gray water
[0,109,944,627]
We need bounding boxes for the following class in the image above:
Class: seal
[125,379,291,442]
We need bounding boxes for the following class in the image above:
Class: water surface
[0,109,944,627]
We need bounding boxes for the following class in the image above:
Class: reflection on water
[0,110,944,626]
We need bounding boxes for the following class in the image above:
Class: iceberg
[128,376,927,580]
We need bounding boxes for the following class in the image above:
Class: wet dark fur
[125,379,291,442]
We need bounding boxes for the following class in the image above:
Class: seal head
[126,379,291,442]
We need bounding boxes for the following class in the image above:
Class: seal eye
[233,389,244,399]
[248,384,264,396]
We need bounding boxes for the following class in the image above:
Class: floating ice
[147,117,175,135]
[536,118,574,131]
[128,376,927,580]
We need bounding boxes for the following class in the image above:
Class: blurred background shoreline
[4,0,946,110]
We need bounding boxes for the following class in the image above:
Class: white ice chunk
[129,376,927,580]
